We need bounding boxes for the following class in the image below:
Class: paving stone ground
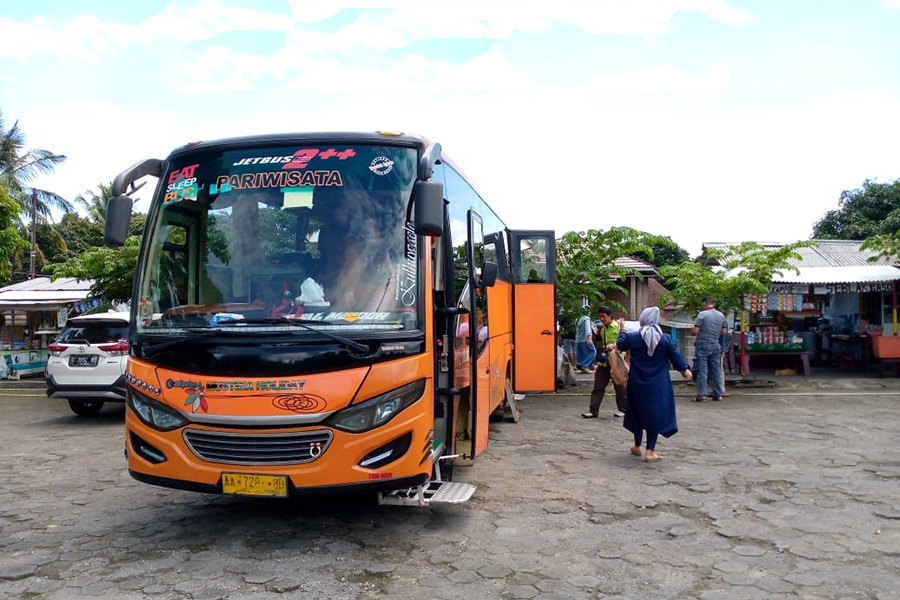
[1,370,900,599]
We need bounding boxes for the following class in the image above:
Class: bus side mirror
[480,261,498,288]
[104,195,134,247]
[413,180,443,237]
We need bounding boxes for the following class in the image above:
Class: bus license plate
[221,473,288,497]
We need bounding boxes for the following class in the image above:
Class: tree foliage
[659,241,813,315]
[630,238,691,269]
[0,186,30,284]
[44,213,104,263]
[46,234,140,302]
[42,179,149,302]
[0,109,83,223]
[556,227,670,323]
[812,178,900,240]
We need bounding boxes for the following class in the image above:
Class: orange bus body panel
[126,355,436,490]
[512,282,556,392]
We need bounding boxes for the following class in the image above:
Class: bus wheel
[68,399,104,416]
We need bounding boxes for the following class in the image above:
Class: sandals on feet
[630,446,642,456]
[712,396,724,401]
[692,396,707,402]
[644,451,662,462]
[581,412,598,418]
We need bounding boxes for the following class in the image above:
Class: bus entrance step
[378,481,476,506]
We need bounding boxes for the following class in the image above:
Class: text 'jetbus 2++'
[104,131,556,506]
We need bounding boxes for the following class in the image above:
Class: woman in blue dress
[616,307,692,462]
[574,313,596,373]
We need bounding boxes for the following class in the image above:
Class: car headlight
[128,388,189,431]
[326,379,426,433]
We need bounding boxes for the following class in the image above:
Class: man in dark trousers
[691,296,727,401]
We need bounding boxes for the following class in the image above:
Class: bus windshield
[135,143,420,336]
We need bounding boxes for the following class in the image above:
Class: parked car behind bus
[45,311,129,416]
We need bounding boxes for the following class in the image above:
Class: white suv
[45,311,130,416]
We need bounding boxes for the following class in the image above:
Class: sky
[2,0,900,258]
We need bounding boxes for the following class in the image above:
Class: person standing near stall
[692,296,728,402]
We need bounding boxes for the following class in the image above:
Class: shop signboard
[770,284,809,294]
[814,281,895,294]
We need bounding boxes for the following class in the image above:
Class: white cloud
[2,1,751,88]
[0,16,132,62]
[576,63,731,92]
[138,0,291,46]
[22,98,186,215]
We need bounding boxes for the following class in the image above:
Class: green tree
[75,182,114,223]
[45,235,140,302]
[556,227,669,323]
[0,110,83,221]
[631,238,691,269]
[41,213,103,264]
[0,186,30,284]
[812,178,900,240]
[859,234,900,264]
[660,241,813,315]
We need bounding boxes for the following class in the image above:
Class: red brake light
[48,343,65,356]
[97,340,129,356]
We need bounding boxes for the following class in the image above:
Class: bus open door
[510,231,557,393]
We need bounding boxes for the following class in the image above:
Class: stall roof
[772,265,900,284]
[0,277,94,310]
[703,240,900,285]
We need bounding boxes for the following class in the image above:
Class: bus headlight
[326,379,426,433]
[128,389,189,431]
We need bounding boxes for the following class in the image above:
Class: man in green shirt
[582,306,628,418]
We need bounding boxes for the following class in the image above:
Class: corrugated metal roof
[772,265,900,284]
[792,240,896,267]
[703,240,900,285]
[702,240,897,268]
[0,277,93,293]
[0,277,95,310]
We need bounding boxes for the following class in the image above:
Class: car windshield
[135,143,421,336]
[57,321,128,344]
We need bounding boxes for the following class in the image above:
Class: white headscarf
[639,306,663,356]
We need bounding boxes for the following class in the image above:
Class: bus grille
[183,429,333,465]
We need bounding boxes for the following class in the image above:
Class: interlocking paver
[2,370,900,598]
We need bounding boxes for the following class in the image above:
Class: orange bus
[104,131,556,505]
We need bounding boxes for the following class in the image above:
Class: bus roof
[167,131,431,158]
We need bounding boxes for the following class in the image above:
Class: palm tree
[75,182,114,223]
[0,110,81,219]
[0,109,86,279]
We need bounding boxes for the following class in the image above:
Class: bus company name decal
[232,148,357,168]
[397,221,417,307]
[210,170,343,194]
[166,379,305,393]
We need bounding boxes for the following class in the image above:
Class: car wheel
[68,399,104,416]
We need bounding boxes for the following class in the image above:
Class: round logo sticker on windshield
[369,156,394,176]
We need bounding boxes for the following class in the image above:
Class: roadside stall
[737,265,900,376]
[0,277,98,379]
[701,240,900,377]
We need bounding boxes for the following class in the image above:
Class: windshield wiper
[142,328,229,358]
[230,317,370,353]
